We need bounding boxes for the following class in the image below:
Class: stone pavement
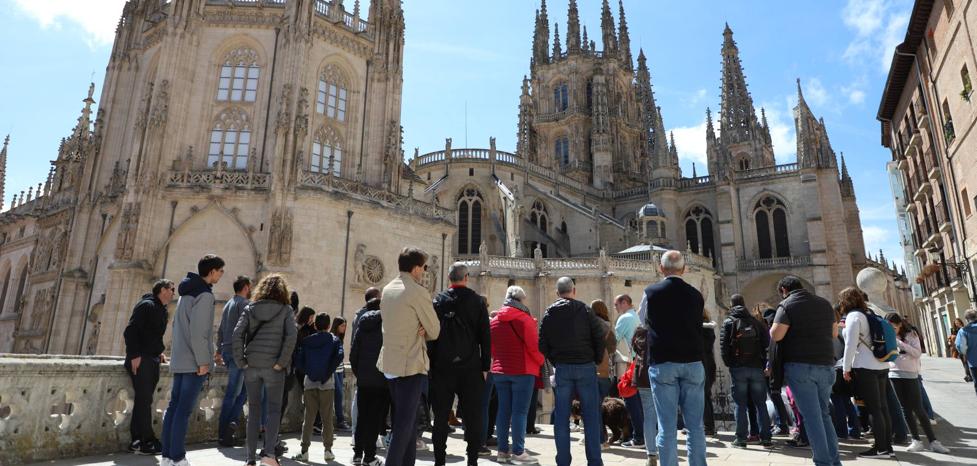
[33,356,977,466]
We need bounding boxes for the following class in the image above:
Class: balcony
[905,200,917,213]
[936,202,952,233]
[737,255,812,271]
[896,156,909,170]
[923,231,943,249]
[918,113,930,130]
[906,131,922,155]
[913,180,932,202]
[928,164,941,181]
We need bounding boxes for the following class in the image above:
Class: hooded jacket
[298,331,343,383]
[169,273,216,373]
[429,285,491,372]
[123,293,168,360]
[539,298,606,365]
[232,299,297,370]
[720,305,769,368]
[491,303,545,376]
[350,309,385,389]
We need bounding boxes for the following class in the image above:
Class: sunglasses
[423,264,429,271]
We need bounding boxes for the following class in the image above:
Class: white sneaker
[323,449,335,461]
[930,418,938,426]
[497,451,511,464]
[907,440,925,452]
[173,459,192,466]
[415,438,428,450]
[509,452,538,464]
[929,440,950,454]
[159,459,174,466]
[291,451,309,461]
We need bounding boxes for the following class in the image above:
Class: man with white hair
[539,276,606,466]
[955,309,977,397]
[641,250,707,466]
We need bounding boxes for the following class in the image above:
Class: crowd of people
[119,249,970,466]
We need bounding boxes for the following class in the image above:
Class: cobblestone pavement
[34,356,977,466]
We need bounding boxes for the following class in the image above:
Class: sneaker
[336,422,352,431]
[363,458,384,466]
[486,436,498,446]
[478,446,492,457]
[966,375,973,382]
[646,457,658,466]
[526,427,542,435]
[858,447,889,459]
[930,418,938,426]
[786,438,810,449]
[353,453,364,465]
[259,457,280,466]
[138,439,162,456]
[747,435,761,444]
[761,439,774,449]
[732,439,748,449]
[509,452,538,464]
[497,451,511,464]
[930,440,950,454]
[323,450,335,461]
[907,440,925,452]
[128,440,142,453]
[160,459,174,466]
[771,426,789,436]
[291,450,309,461]
[415,438,428,450]
[622,440,645,448]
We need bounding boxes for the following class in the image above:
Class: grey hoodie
[232,299,297,370]
[169,273,216,374]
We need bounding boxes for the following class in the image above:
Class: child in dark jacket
[293,313,343,462]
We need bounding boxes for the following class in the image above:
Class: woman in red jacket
[491,286,545,465]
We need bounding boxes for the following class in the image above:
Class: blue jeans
[918,377,934,419]
[623,392,644,442]
[637,388,658,456]
[334,370,346,425]
[784,363,841,466]
[730,367,771,441]
[552,363,603,466]
[885,379,909,440]
[218,350,247,439]
[494,374,535,455]
[161,372,206,461]
[830,393,861,438]
[650,362,706,466]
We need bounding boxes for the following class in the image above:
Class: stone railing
[298,171,454,222]
[0,355,355,465]
[737,255,812,271]
[167,169,271,190]
[734,163,799,181]
[460,249,713,280]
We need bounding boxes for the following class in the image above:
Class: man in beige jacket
[379,247,441,466]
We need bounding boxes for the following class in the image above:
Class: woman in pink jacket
[491,286,545,465]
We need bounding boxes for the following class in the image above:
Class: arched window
[755,196,790,259]
[738,158,750,171]
[530,200,549,234]
[684,206,716,260]
[0,269,10,315]
[318,65,348,122]
[554,137,570,166]
[553,82,569,112]
[217,47,260,102]
[12,264,27,314]
[311,126,343,176]
[457,188,483,255]
[208,108,251,170]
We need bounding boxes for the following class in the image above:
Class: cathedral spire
[582,25,590,52]
[600,0,617,54]
[0,135,7,211]
[552,22,562,58]
[760,107,772,145]
[566,0,581,54]
[73,83,97,140]
[617,0,632,68]
[669,131,679,167]
[719,24,761,146]
[636,49,672,176]
[532,1,550,65]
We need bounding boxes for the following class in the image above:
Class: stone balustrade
[0,354,353,465]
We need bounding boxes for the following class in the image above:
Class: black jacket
[539,298,606,365]
[631,327,650,388]
[644,277,705,364]
[123,293,168,360]
[350,309,385,389]
[429,286,491,372]
[720,306,770,368]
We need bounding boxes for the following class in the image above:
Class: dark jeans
[597,377,611,443]
[731,367,771,441]
[334,370,346,425]
[126,356,160,444]
[623,392,644,442]
[431,369,484,464]
[218,350,247,439]
[387,374,426,466]
[885,378,909,441]
[481,372,496,444]
[553,362,603,466]
[527,388,539,433]
[770,388,792,428]
[245,367,285,462]
[891,377,936,441]
[703,371,715,433]
[853,368,891,452]
[971,366,977,397]
[161,372,206,461]
[355,386,391,461]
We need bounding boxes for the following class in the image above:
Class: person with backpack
[351,297,387,466]
[840,286,894,459]
[955,309,977,397]
[721,294,772,448]
[429,262,491,466]
[232,274,298,466]
[293,313,343,462]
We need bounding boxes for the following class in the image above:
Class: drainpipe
[340,210,354,317]
[441,232,447,290]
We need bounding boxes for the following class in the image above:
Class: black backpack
[732,316,762,364]
[433,307,476,367]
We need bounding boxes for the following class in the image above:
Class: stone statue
[856,267,896,315]
[353,244,367,284]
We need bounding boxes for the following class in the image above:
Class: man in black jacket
[539,276,606,466]
[720,294,772,448]
[429,262,490,466]
[350,298,387,466]
[123,278,175,455]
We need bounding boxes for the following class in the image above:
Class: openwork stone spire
[618,0,632,68]
[600,0,617,54]
[532,0,550,65]
[566,0,581,54]
[718,24,761,146]
[552,22,562,58]
[636,49,672,175]
[0,135,7,211]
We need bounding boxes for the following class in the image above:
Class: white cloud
[841,0,911,72]
[668,119,708,168]
[804,78,829,107]
[682,88,708,108]
[848,89,866,104]
[760,99,797,162]
[13,0,126,47]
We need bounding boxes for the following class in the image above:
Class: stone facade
[0,0,458,356]
[878,0,977,357]
[411,2,876,308]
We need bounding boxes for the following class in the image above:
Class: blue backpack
[863,312,899,363]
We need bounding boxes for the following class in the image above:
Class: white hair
[505,286,527,301]
[556,276,575,295]
[660,250,686,274]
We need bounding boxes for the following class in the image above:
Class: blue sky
[0,0,911,268]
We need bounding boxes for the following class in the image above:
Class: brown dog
[570,397,632,444]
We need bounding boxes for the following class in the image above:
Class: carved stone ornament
[267,208,294,266]
[353,244,386,285]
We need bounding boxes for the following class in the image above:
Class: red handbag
[617,359,638,398]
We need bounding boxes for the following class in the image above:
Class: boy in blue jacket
[293,313,343,462]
